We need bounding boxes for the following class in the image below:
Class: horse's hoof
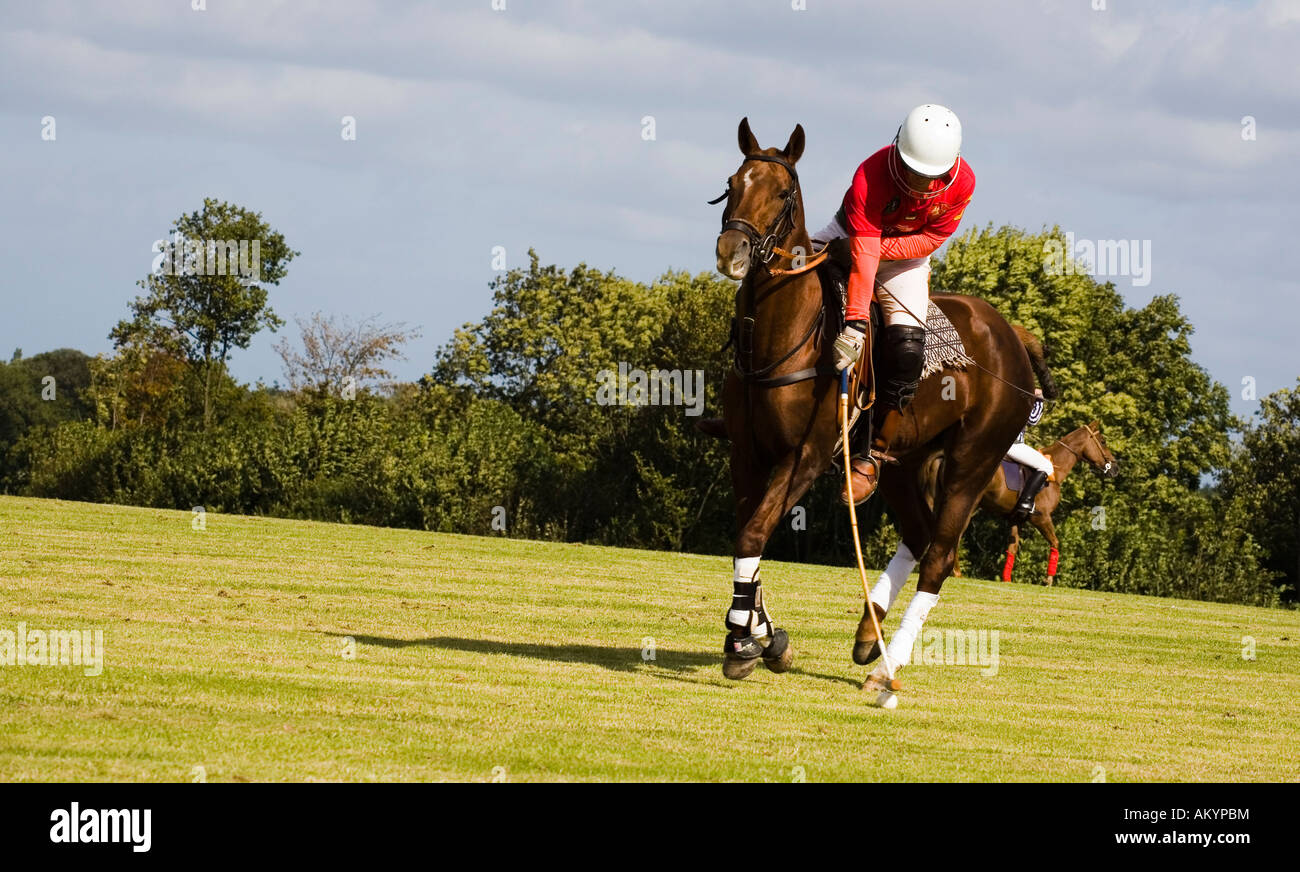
[852,602,887,665]
[852,641,881,666]
[761,628,793,673]
[723,655,759,680]
[722,633,764,680]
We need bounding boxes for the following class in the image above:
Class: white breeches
[1005,442,1054,477]
[811,215,930,328]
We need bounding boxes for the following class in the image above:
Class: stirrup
[843,454,881,506]
[869,446,899,466]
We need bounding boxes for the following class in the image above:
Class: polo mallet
[839,366,902,695]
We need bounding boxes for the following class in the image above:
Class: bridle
[710,153,827,277]
[710,152,835,391]
[1050,424,1113,475]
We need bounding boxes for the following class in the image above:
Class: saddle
[1001,458,1057,490]
[814,238,976,457]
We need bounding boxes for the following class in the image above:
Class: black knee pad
[880,324,926,408]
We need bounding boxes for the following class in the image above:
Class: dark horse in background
[709,118,1053,695]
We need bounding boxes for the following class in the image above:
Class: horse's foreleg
[1002,523,1021,582]
[723,447,824,679]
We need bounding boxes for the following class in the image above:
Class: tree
[1218,379,1300,604]
[112,198,296,428]
[0,348,93,445]
[274,312,421,397]
[431,250,735,545]
[0,349,94,489]
[929,224,1274,604]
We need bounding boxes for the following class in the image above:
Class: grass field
[1,495,1297,782]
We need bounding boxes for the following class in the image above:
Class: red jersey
[839,145,975,321]
[841,145,975,244]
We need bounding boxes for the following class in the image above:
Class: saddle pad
[921,301,976,380]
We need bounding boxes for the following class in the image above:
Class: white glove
[834,324,867,372]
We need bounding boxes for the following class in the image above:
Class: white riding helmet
[895,104,962,177]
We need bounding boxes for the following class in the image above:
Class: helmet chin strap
[889,131,960,201]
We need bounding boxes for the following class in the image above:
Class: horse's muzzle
[715,230,751,280]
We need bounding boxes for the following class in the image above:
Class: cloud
[0,0,1295,410]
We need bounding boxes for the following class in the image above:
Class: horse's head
[1082,420,1119,478]
[712,117,806,281]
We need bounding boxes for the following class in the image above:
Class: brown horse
[933,422,1118,585]
[711,118,1051,694]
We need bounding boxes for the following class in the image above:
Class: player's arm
[843,164,885,323]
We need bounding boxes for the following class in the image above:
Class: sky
[2,0,1297,420]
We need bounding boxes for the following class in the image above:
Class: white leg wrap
[728,557,763,631]
[885,591,939,669]
[870,542,917,612]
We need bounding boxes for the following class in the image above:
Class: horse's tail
[1013,325,1059,399]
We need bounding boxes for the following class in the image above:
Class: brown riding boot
[841,407,903,505]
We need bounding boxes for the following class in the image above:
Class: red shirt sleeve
[841,153,894,322]
[845,236,880,323]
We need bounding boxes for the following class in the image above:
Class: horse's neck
[741,225,816,310]
[1045,430,1088,479]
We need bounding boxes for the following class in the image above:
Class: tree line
[1,200,1294,607]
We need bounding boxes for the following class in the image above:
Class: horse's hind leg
[864,441,1001,692]
[723,447,824,680]
[1032,514,1061,585]
[852,463,933,665]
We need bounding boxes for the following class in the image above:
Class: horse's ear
[783,124,805,163]
[738,117,759,155]
[1090,419,1101,430]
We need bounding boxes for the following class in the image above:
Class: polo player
[812,104,976,505]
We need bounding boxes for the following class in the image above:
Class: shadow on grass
[329,632,719,674]
[788,666,862,688]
